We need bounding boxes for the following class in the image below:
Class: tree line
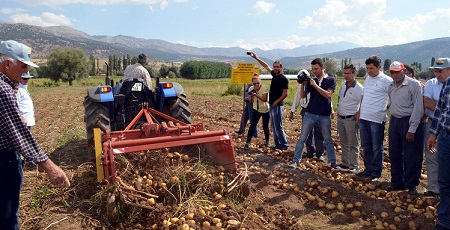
[31,47,438,86]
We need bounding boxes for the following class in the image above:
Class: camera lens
[246,52,251,55]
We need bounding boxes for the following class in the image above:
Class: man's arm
[424,96,437,111]
[309,79,333,99]
[248,52,272,73]
[273,89,288,107]
[38,159,70,186]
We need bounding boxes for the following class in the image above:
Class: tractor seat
[119,78,154,108]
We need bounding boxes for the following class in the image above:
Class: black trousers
[388,116,424,189]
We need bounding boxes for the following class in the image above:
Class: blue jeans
[437,131,450,228]
[301,108,324,155]
[0,150,22,230]
[270,106,288,148]
[238,101,257,136]
[293,112,335,163]
[359,119,385,178]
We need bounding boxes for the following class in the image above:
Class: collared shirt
[0,73,48,163]
[16,83,35,127]
[338,80,364,116]
[305,75,336,116]
[424,77,444,119]
[388,76,424,133]
[360,72,392,124]
[291,85,310,112]
[430,77,450,135]
[122,63,152,89]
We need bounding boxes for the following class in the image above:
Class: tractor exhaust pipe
[105,62,111,86]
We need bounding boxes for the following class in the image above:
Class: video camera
[297,69,311,84]
[248,89,257,95]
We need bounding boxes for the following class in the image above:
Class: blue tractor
[83,63,192,156]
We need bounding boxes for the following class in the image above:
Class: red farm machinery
[83,63,249,211]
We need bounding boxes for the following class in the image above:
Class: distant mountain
[0,21,447,69]
[280,37,450,69]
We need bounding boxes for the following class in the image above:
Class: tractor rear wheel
[165,94,192,124]
[84,96,111,160]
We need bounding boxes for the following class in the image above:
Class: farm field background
[19,76,436,230]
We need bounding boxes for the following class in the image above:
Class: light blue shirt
[16,83,35,127]
[423,77,444,119]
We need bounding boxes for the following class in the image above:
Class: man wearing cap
[122,53,152,89]
[422,58,450,197]
[387,61,424,195]
[426,58,450,230]
[16,72,35,129]
[358,56,392,181]
[0,40,70,228]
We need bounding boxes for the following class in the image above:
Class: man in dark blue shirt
[291,58,339,169]
[249,52,289,150]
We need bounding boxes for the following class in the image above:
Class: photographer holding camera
[243,74,270,150]
[248,51,289,150]
[290,58,340,169]
[290,69,325,161]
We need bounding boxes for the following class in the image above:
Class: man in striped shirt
[357,56,392,182]
[426,58,450,230]
[0,40,70,229]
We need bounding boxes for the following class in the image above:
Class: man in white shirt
[337,64,363,173]
[122,53,152,89]
[357,56,392,182]
[16,72,35,129]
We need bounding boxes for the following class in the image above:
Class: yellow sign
[231,62,261,84]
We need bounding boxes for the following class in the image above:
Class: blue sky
[1,0,450,50]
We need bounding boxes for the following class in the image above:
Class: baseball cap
[430,58,450,69]
[389,61,405,72]
[0,40,39,68]
[22,72,34,79]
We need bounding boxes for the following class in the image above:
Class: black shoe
[330,163,341,170]
[338,164,350,170]
[235,130,242,134]
[424,191,439,196]
[303,152,314,158]
[434,224,450,230]
[271,146,287,151]
[386,185,405,191]
[408,188,418,196]
[356,171,371,178]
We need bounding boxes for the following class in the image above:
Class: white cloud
[10,12,72,27]
[1,8,27,14]
[160,0,169,9]
[294,0,450,47]
[251,1,275,15]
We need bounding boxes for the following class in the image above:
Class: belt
[339,114,355,119]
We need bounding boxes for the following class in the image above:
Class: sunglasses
[21,78,30,81]
[253,82,260,85]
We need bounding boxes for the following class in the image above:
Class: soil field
[18,81,437,230]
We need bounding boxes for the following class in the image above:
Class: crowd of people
[236,52,450,230]
[1,39,450,229]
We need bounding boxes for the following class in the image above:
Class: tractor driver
[122,53,152,89]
